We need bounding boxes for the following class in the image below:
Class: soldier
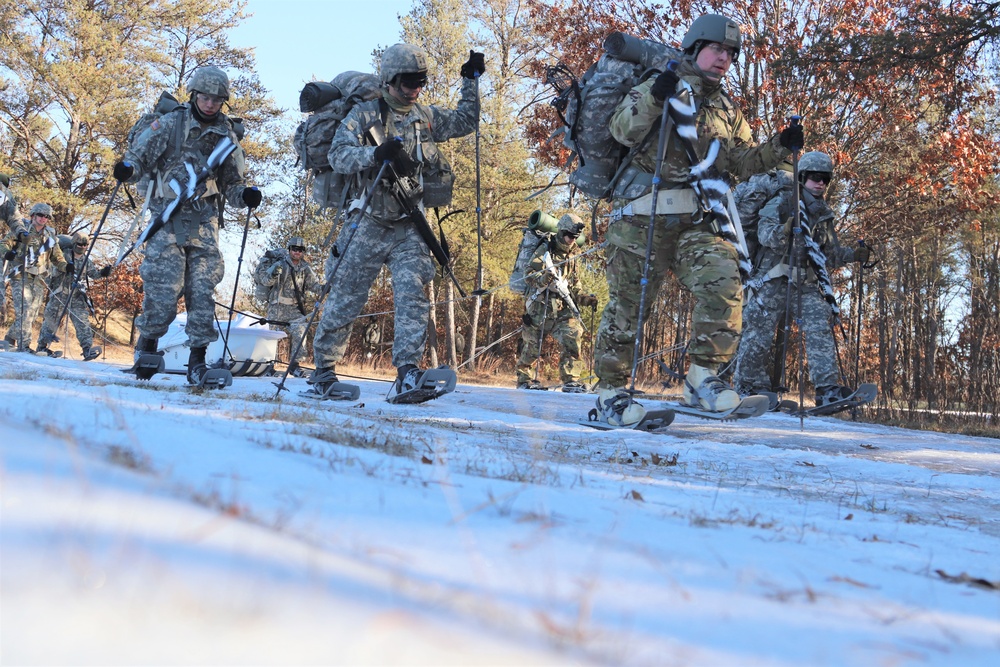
[113,66,261,384]
[515,213,597,392]
[734,151,870,406]
[308,44,482,397]
[1,172,21,317]
[36,231,112,360]
[593,13,803,425]
[253,236,321,366]
[3,203,69,352]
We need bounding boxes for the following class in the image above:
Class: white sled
[159,313,286,377]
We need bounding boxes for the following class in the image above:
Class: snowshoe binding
[580,389,674,432]
[516,379,547,391]
[675,365,768,421]
[387,365,456,405]
[186,347,232,390]
[299,366,360,401]
[561,381,589,394]
[801,383,878,417]
[35,345,63,358]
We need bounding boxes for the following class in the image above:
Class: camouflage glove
[577,293,599,309]
[460,51,486,79]
[522,313,533,327]
[16,230,29,243]
[650,67,680,103]
[241,186,262,209]
[779,124,804,152]
[99,265,113,278]
[113,161,134,182]
[3,250,14,262]
[270,263,283,277]
[854,245,871,264]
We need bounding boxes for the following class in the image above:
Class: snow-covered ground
[2,352,998,665]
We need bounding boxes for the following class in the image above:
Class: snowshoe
[35,346,63,358]
[579,389,673,431]
[672,394,770,421]
[82,346,102,361]
[186,348,231,390]
[517,379,547,390]
[387,366,457,405]
[561,382,589,394]
[129,353,165,380]
[581,407,675,432]
[744,390,798,413]
[801,383,878,417]
[299,367,360,401]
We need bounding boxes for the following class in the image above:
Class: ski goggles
[397,72,429,90]
[802,171,832,185]
[288,245,306,252]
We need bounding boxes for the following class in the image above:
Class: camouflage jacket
[327,81,478,222]
[4,222,68,277]
[253,250,321,317]
[524,239,583,314]
[0,183,19,236]
[609,58,789,203]
[48,253,100,295]
[124,105,247,217]
[757,188,855,280]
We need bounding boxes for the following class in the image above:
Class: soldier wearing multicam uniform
[36,231,112,360]
[114,66,261,384]
[3,203,69,352]
[593,14,802,425]
[515,213,596,392]
[308,43,483,397]
[734,151,870,406]
[254,237,321,363]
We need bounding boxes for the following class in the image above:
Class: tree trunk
[465,294,481,370]
[427,279,439,368]
[445,280,457,367]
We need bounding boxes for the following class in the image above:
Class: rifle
[117,137,237,265]
[530,250,581,320]
[365,124,467,298]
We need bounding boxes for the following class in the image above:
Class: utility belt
[747,263,816,295]
[609,188,698,221]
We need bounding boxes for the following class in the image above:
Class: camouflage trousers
[136,221,225,348]
[594,215,742,389]
[734,277,840,392]
[5,272,47,348]
[515,295,585,385]
[38,288,93,350]
[268,309,313,362]
[314,215,434,369]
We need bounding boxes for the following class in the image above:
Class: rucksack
[293,71,382,211]
[253,249,285,302]
[548,32,681,200]
[509,210,560,293]
[734,169,793,268]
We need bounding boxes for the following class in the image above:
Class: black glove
[650,67,680,103]
[3,250,15,262]
[779,123,804,152]
[373,140,404,164]
[854,245,872,264]
[113,160,134,182]
[65,262,76,275]
[460,50,486,79]
[392,151,419,178]
[241,186,262,209]
[522,313,533,327]
[578,293,599,309]
[99,265,113,278]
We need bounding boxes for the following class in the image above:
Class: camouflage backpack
[293,71,382,211]
[253,249,285,303]
[547,32,681,200]
[733,168,794,269]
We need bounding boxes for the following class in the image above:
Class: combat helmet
[0,172,9,188]
[682,14,741,58]
[287,236,306,250]
[188,66,231,100]
[380,43,429,85]
[30,202,53,219]
[555,213,586,248]
[72,231,89,247]
[798,151,834,177]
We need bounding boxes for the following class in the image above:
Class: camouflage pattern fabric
[594,215,742,389]
[326,79,477,223]
[734,182,856,393]
[3,223,67,277]
[515,239,585,385]
[37,256,100,350]
[593,56,789,390]
[5,273,46,348]
[124,105,246,348]
[734,279,841,392]
[0,182,18,236]
[313,214,435,369]
[253,250,321,358]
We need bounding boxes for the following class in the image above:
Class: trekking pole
[533,294,549,383]
[271,160,391,399]
[53,179,123,344]
[628,62,676,395]
[18,254,26,350]
[853,239,867,388]
[472,71,487,299]
[777,116,802,394]
[218,207,260,370]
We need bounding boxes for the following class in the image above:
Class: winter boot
[815,385,853,407]
[186,346,208,385]
[517,379,543,390]
[561,381,588,393]
[396,364,423,394]
[595,388,646,427]
[306,366,340,395]
[683,363,741,412]
[82,345,101,361]
[35,343,58,357]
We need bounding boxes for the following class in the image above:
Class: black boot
[186,346,208,385]
[395,364,422,393]
[131,336,163,379]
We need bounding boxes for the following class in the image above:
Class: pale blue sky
[230,0,414,114]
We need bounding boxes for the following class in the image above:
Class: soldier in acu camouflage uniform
[515,213,597,392]
[113,66,261,384]
[36,231,112,360]
[3,203,69,352]
[254,236,321,364]
[0,172,21,319]
[309,43,483,397]
[734,151,870,406]
[593,14,803,425]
